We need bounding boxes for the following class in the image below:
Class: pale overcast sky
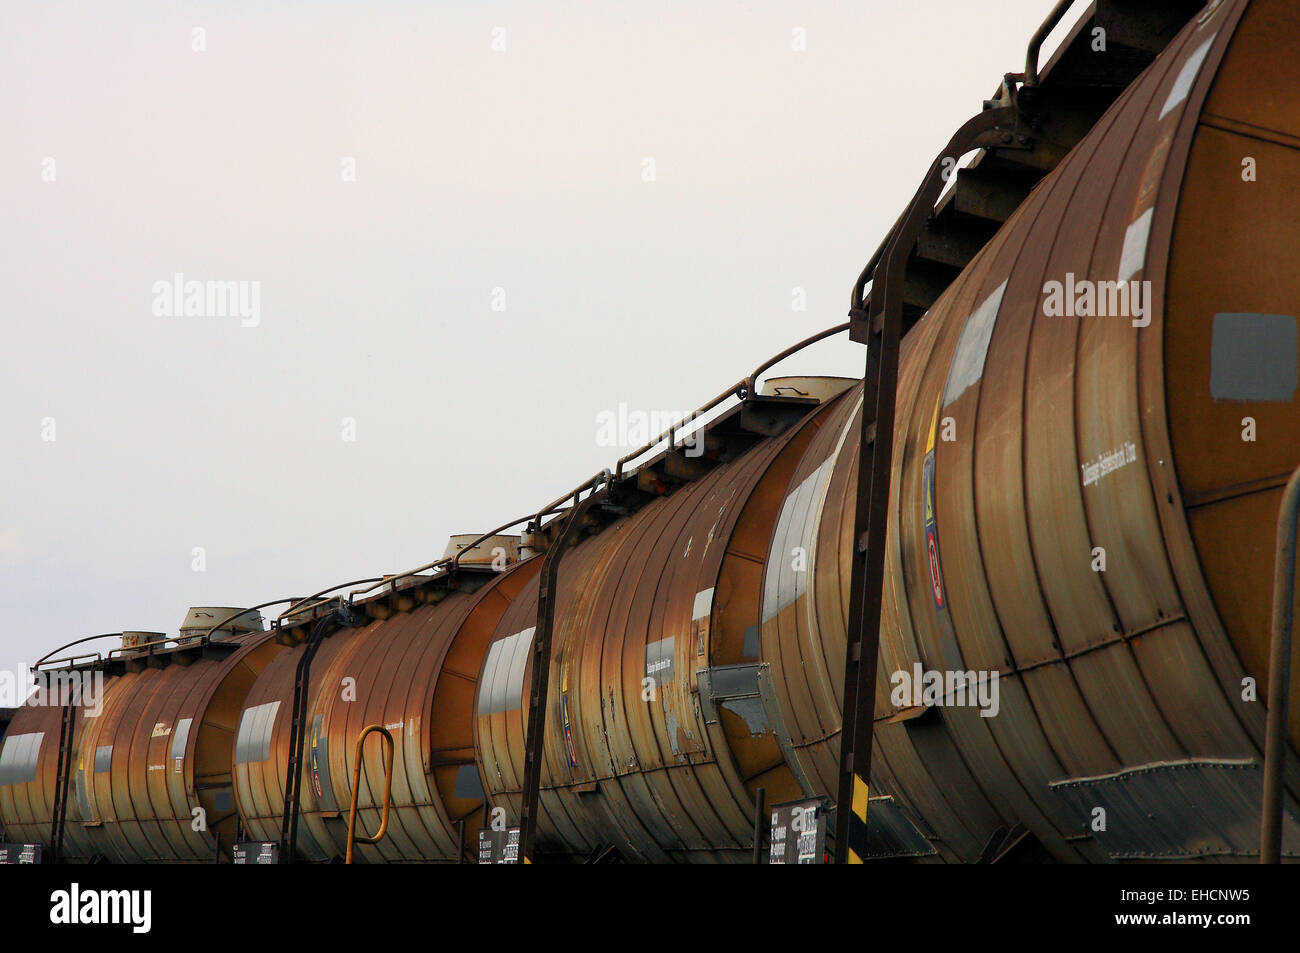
[0,0,1077,692]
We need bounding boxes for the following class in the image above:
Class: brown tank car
[3,0,1298,864]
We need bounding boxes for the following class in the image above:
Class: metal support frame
[1262,464,1300,863]
[751,787,767,865]
[48,699,76,863]
[518,490,604,863]
[835,104,1029,864]
[280,610,350,862]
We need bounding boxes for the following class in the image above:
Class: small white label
[692,588,715,621]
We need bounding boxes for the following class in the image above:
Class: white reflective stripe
[478,628,535,715]
[762,457,834,623]
[761,392,862,628]
[477,638,505,715]
[1159,35,1216,119]
[692,588,715,621]
[942,281,1009,407]
[234,701,280,763]
[1119,207,1155,283]
[503,627,534,712]
[0,731,44,785]
[170,717,192,760]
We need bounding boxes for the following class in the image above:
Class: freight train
[3,0,1299,863]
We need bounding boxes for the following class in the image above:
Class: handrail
[33,652,105,671]
[107,635,181,660]
[32,322,856,672]
[531,469,611,527]
[846,0,1073,311]
[276,578,385,622]
[834,103,1027,864]
[198,597,303,643]
[347,569,446,600]
[32,634,124,671]
[743,323,851,397]
[845,2,1067,313]
[448,516,538,572]
[1024,0,1076,87]
[850,208,906,314]
[1261,464,1300,863]
[614,385,743,480]
[345,725,395,864]
[613,319,853,480]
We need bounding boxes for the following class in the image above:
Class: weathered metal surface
[765,0,1297,864]
[1162,0,1300,758]
[0,633,283,862]
[0,703,64,854]
[859,795,936,860]
[474,392,840,862]
[4,0,1294,866]
[233,561,540,862]
[1048,759,1300,859]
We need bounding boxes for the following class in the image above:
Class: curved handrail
[197,597,299,643]
[345,725,395,864]
[613,384,744,480]
[107,635,182,660]
[33,650,111,672]
[447,516,535,572]
[32,634,126,672]
[275,578,386,623]
[35,322,860,672]
[744,323,851,397]
[1025,0,1076,87]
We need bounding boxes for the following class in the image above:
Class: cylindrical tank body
[5,1,1297,866]
[0,634,285,861]
[759,0,1300,862]
[0,687,83,855]
[233,562,539,861]
[474,387,844,862]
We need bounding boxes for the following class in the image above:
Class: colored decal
[922,398,945,612]
[561,663,578,768]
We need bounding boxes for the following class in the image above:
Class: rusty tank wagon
[4,0,1299,864]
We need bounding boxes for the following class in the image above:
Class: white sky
[0,0,1080,690]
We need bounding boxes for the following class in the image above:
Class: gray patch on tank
[454,764,486,799]
[1210,313,1297,402]
[720,697,770,735]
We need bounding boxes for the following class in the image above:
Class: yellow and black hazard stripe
[846,775,870,864]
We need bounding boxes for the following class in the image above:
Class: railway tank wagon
[0,612,281,862]
[234,542,540,862]
[2,0,1300,864]
[474,379,852,862]
[759,0,1300,862]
